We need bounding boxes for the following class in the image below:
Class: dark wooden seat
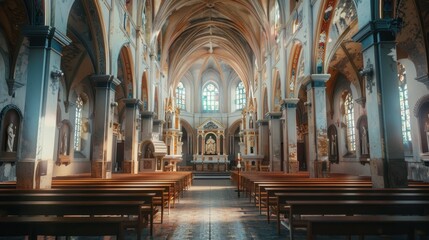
[0,198,154,239]
[0,216,135,240]
[305,215,429,240]
[283,200,429,239]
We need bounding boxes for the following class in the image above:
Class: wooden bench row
[236,172,429,239]
[0,171,193,239]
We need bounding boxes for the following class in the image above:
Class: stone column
[122,99,142,174]
[304,74,330,178]
[91,75,121,179]
[282,98,300,173]
[141,111,154,141]
[266,112,283,171]
[258,119,269,167]
[353,20,407,187]
[17,26,71,189]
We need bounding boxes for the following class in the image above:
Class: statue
[205,136,216,154]
[330,134,337,155]
[61,130,68,155]
[361,126,369,155]
[6,123,15,152]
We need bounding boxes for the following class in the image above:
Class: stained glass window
[235,82,246,110]
[398,63,411,144]
[74,96,83,151]
[344,92,355,152]
[176,82,186,110]
[202,83,219,112]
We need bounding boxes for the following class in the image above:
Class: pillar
[258,119,269,167]
[141,111,154,141]
[17,26,71,189]
[122,99,142,174]
[282,98,300,173]
[304,74,330,178]
[266,112,282,171]
[91,75,121,179]
[353,19,407,187]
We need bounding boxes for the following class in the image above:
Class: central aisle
[147,179,280,240]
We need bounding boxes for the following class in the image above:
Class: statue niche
[0,106,22,162]
[205,135,216,155]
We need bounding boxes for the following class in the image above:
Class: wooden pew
[254,182,372,214]
[265,187,429,223]
[305,215,429,240]
[0,216,134,240]
[282,200,429,239]
[0,188,165,223]
[0,199,155,239]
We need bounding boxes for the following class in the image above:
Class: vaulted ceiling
[151,0,273,91]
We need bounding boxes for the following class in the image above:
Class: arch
[414,95,429,153]
[314,0,359,74]
[141,71,149,111]
[272,69,281,112]
[288,42,303,98]
[117,45,135,99]
[67,0,107,75]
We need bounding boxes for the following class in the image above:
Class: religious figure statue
[6,123,15,152]
[205,136,216,154]
[361,126,369,155]
[61,130,68,155]
[330,134,337,155]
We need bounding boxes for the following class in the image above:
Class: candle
[237,153,241,159]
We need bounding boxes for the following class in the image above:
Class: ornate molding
[6,79,24,96]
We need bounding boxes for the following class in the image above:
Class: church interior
[1,0,429,239]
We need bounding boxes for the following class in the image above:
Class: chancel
[1,0,429,239]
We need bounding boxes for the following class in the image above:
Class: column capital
[265,112,282,119]
[22,25,71,51]
[303,74,331,89]
[123,98,143,108]
[281,98,300,109]
[257,119,268,126]
[141,111,156,119]
[352,19,399,51]
[91,75,121,90]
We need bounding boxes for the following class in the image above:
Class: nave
[146,179,279,240]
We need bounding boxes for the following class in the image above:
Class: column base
[91,161,112,179]
[288,161,299,173]
[122,160,136,174]
[370,158,408,188]
[313,160,330,178]
[16,159,53,189]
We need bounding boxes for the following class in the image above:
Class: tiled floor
[144,179,281,240]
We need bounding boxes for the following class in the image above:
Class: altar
[192,119,229,171]
[192,154,229,171]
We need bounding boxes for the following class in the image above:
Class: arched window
[398,63,412,153]
[202,83,219,112]
[74,96,83,151]
[235,82,246,110]
[175,82,186,110]
[344,92,355,152]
